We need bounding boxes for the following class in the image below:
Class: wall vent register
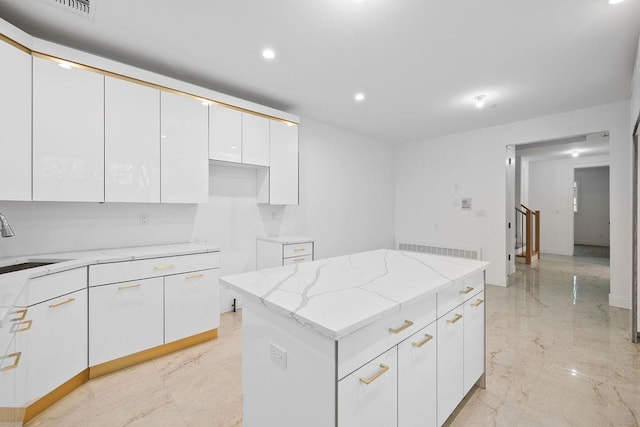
[398,242,482,261]
[44,0,94,17]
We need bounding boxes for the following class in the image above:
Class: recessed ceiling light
[607,0,624,4]
[572,151,579,158]
[354,93,365,102]
[474,95,486,109]
[262,49,275,60]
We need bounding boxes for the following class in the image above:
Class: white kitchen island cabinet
[221,249,488,427]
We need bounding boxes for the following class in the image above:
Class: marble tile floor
[28,253,638,426]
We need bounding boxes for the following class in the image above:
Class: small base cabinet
[256,236,315,270]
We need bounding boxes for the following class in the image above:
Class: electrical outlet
[270,343,287,368]
[139,213,149,225]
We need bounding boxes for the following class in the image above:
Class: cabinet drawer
[283,242,313,259]
[89,251,220,287]
[436,271,484,318]
[338,294,436,379]
[338,346,397,427]
[16,267,87,307]
[283,254,312,266]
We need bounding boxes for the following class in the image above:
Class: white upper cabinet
[0,42,31,201]
[105,76,161,203]
[241,113,270,166]
[32,57,105,202]
[269,121,299,205]
[160,91,209,203]
[209,104,242,163]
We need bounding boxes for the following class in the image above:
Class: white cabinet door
[105,76,160,202]
[398,322,437,427]
[338,347,397,427]
[32,56,104,202]
[209,104,241,163]
[241,113,269,166]
[164,269,220,343]
[89,277,164,366]
[464,292,485,395]
[15,288,87,406]
[0,42,31,201]
[160,91,209,203]
[269,121,298,205]
[437,308,464,426]
[0,333,17,409]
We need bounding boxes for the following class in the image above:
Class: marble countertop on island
[220,249,489,340]
[0,242,220,328]
[256,235,315,244]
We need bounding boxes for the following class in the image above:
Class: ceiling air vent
[47,0,95,18]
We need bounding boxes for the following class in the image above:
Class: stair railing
[516,204,540,265]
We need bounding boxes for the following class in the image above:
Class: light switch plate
[461,198,472,210]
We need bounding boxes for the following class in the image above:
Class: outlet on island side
[139,213,149,225]
[270,343,287,369]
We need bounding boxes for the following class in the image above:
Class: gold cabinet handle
[11,308,27,321]
[10,320,32,333]
[412,333,434,348]
[154,264,174,271]
[49,297,75,308]
[359,363,389,385]
[471,299,484,307]
[447,313,463,324]
[118,283,141,290]
[293,248,306,252]
[293,258,306,262]
[0,352,21,371]
[459,287,474,294]
[185,273,204,280]
[388,320,414,334]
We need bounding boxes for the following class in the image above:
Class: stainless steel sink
[0,261,64,275]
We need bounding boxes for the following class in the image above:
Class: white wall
[574,167,610,246]
[396,101,631,309]
[0,117,396,312]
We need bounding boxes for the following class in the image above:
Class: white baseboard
[574,241,610,247]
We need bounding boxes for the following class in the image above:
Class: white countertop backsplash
[221,249,488,340]
[0,242,220,328]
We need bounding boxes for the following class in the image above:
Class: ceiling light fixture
[572,151,579,158]
[262,49,275,60]
[354,93,365,102]
[474,95,486,109]
[607,0,624,4]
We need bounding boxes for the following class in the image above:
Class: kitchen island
[221,249,488,427]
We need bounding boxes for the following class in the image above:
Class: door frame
[633,113,639,343]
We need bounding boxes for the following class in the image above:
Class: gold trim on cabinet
[0,33,30,54]
[388,320,414,334]
[10,319,32,333]
[459,286,474,295]
[185,273,204,280]
[118,283,141,290]
[11,308,27,321]
[359,363,389,385]
[89,328,218,379]
[412,333,434,348]
[49,297,75,308]
[0,352,21,371]
[23,369,89,423]
[471,299,484,307]
[447,313,463,324]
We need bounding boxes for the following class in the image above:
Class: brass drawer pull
[359,363,389,385]
[154,264,174,271]
[471,299,484,307]
[10,320,32,333]
[388,320,413,334]
[185,273,204,280]
[459,287,474,295]
[447,313,463,324]
[412,333,434,348]
[293,248,306,252]
[118,283,141,290]
[49,297,75,308]
[0,352,21,371]
[293,258,306,262]
[11,308,27,321]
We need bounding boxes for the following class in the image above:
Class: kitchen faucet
[0,212,15,237]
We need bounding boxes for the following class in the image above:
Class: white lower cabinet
[338,347,398,427]
[464,292,485,394]
[164,268,220,343]
[437,308,464,426]
[398,322,437,427]
[89,277,164,366]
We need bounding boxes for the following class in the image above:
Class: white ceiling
[0,0,639,144]
[516,132,610,162]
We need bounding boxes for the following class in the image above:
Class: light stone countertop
[220,249,489,340]
[0,242,220,328]
[256,235,315,244]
